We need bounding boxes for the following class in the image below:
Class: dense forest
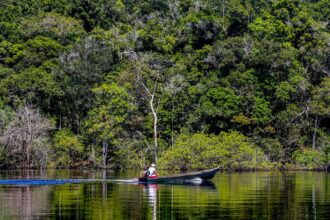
[0,0,329,170]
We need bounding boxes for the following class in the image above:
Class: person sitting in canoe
[143,163,158,178]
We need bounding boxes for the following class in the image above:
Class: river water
[0,170,329,219]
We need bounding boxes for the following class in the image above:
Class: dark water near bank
[0,170,329,219]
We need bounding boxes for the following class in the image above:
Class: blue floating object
[0,179,86,186]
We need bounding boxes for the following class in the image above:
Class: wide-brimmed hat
[151,163,156,167]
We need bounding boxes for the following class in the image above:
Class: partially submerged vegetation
[0,0,329,170]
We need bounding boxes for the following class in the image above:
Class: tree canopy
[0,0,329,170]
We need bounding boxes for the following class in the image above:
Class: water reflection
[0,185,52,220]
[143,184,158,220]
[0,171,329,219]
[141,181,216,220]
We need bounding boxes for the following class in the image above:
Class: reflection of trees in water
[0,185,52,219]
[50,182,150,219]
[157,184,221,219]
[135,182,220,220]
[216,172,330,219]
[0,169,52,219]
[143,184,158,220]
[1,171,330,219]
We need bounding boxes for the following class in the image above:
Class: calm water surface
[0,170,329,219]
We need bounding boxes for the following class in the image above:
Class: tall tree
[84,83,134,167]
[128,53,172,162]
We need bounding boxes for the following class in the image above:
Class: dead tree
[0,106,53,167]
[138,72,160,162]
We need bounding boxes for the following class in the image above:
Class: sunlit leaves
[22,36,63,67]
[0,41,24,65]
[249,12,294,42]
[0,67,63,107]
[84,83,134,143]
[293,148,326,169]
[158,131,269,170]
[53,128,84,167]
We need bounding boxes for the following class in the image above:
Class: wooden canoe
[138,167,220,183]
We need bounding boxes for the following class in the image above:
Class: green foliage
[181,12,221,49]
[251,96,272,124]
[83,83,134,166]
[258,138,285,162]
[53,30,126,132]
[317,130,330,164]
[198,87,236,120]
[158,132,271,170]
[0,41,24,65]
[69,0,127,31]
[0,67,63,107]
[22,36,63,67]
[310,77,330,117]
[0,66,14,80]
[0,22,23,43]
[275,81,296,102]
[21,13,86,45]
[0,0,328,169]
[190,86,242,132]
[292,148,326,170]
[249,11,294,42]
[137,19,176,53]
[0,0,71,22]
[0,104,14,133]
[84,83,134,142]
[275,103,310,150]
[112,139,150,169]
[53,129,84,167]
[199,87,242,118]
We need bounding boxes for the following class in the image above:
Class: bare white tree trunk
[139,74,159,163]
[150,94,158,162]
[128,52,168,163]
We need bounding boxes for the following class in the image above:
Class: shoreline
[0,166,328,172]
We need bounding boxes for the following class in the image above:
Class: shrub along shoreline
[157,132,329,171]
